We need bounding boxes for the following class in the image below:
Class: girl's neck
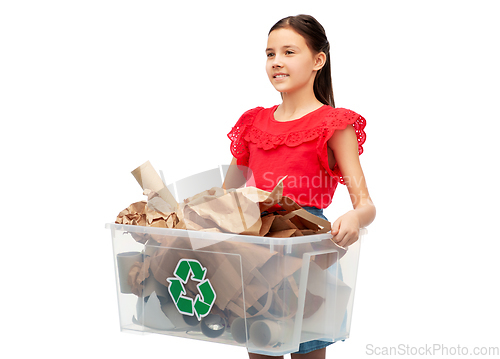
[276,91,325,121]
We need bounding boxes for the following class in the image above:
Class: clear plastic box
[107,223,365,356]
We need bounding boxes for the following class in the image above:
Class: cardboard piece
[301,261,352,336]
[282,208,331,234]
[139,291,175,331]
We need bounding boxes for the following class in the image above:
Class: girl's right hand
[331,210,360,247]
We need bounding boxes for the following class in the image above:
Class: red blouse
[227,105,366,209]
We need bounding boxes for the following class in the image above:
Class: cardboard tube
[116,251,142,294]
[231,317,255,344]
[131,161,178,210]
[183,314,200,327]
[200,314,226,338]
[249,320,291,348]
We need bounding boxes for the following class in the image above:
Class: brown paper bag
[177,189,261,235]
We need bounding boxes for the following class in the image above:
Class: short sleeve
[227,107,264,167]
[317,108,367,185]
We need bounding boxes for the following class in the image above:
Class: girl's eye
[266,53,275,58]
[286,50,294,55]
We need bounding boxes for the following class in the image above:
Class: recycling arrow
[175,258,206,283]
[166,259,216,320]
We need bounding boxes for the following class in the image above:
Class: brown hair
[269,14,335,108]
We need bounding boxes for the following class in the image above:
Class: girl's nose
[272,60,283,68]
[271,54,283,68]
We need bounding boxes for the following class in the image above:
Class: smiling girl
[225,14,375,358]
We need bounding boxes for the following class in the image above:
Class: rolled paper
[230,317,253,344]
[249,320,291,348]
[200,314,226,338]
[116,251,143,294]
[183,314,201,327]
[131,161,178,211]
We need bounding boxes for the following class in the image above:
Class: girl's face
[265,28,324,95]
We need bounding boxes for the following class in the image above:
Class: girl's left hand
[331,210,360,247]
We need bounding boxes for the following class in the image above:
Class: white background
[1,0,499,357]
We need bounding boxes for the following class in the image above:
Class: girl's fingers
[331,218,341,236]
[335,226,359,247]
[333,227,345,244]
[339,236,349,247]
[331,217,361,247]
[341,232,359,247]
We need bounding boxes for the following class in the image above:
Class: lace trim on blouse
[319,109,366,184]
[228,107,366,185]
[228,107,264,165]
[244,108,365,151]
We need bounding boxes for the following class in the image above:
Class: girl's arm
[222,157,248,190]
[328,126,376,247]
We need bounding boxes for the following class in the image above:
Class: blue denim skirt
[300,206,328,221]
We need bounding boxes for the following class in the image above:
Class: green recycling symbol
[166,259,216,321]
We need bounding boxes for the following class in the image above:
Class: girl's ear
[314,52,327,71]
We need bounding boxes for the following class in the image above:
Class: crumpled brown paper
[173,177,332,237]
[121,161,332,237]
[175,177,286,236]
[116,202,178,228]
[115,161,338,323]
[115,190,179,243]
[127,256,151,297]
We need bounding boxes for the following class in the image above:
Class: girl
[225,14,375,359]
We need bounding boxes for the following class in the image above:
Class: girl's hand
[331,210,360,247]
